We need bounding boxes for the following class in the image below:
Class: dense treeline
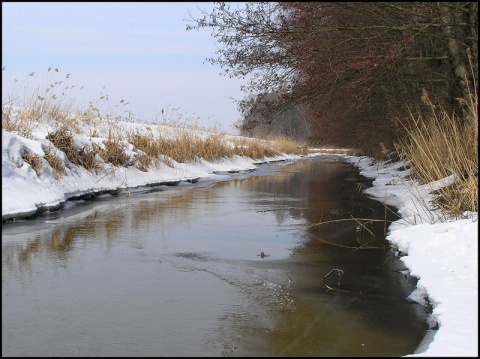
[187,2,477,157]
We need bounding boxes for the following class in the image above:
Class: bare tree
[187,2,477,156]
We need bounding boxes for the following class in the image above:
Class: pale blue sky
[2,2,248,132]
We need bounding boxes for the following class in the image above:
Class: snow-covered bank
[2,128,308,221]
[344,155,478,357]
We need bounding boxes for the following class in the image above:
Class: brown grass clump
[127,130,172,167]
[22,148,43,175]
[138,129,231,165]
[44,147,65,177]
[231,137,280,159]
[395,86,478,218]
[46,126,101,171]
[165,130,200,163]
[99,134,129,167]
[127,131,162,168]
[46,126,79,165]
[194,132,235,161]
[134,153,152,172]
[77,144,101,172]
[266,135,310,156]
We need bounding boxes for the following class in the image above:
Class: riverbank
[344,155,478,357]
[2,124,477,356]
[2,126,309,221]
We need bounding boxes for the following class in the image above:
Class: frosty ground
[2,126,478,357]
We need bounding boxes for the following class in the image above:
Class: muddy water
[2,156,428,356]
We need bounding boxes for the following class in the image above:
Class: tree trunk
[440,4,473,104]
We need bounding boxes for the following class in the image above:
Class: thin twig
[349,214,376,238]
[310,233,387,251]
[321,268,364,295]
[309,217,395,228]
[323,268,344,290]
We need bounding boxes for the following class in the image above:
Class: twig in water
[323,268,344,291]
[350,214,376,238]
[310,233,387,251]
[309,217,395,228]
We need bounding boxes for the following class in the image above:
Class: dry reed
[395,85,478,218]
[4,68,313,179]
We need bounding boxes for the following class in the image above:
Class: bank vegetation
[187,2,478,217]
[2,66,311,183]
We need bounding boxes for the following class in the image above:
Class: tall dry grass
[3,68,83,138]
[264,135,310,156]
[3,68,312,178]
[395,85,478,218]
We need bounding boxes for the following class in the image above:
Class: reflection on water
[2,157,428,356]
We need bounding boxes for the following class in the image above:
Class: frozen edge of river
[2,146,316,222]
[344,155,478,357]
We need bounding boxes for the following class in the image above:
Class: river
[2,156,428,356]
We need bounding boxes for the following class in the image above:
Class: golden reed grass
[3,69,312,178]
[395,85,478,218]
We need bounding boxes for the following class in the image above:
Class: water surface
[2,156,428,356]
